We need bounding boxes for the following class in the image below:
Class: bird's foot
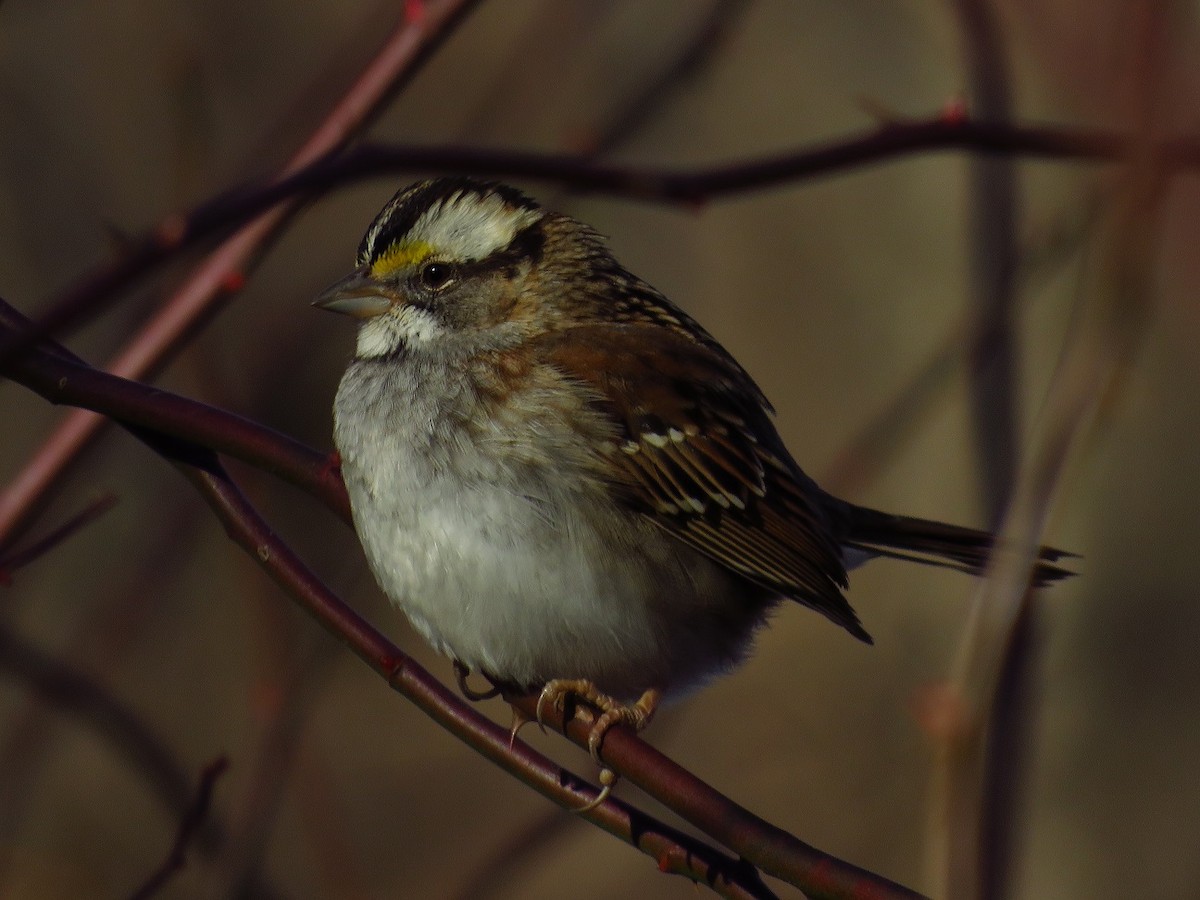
[536,680,662,813]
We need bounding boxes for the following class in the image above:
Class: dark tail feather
[841,505,1075,586]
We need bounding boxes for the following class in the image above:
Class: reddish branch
[6,114,1194,372]
[0,298,923,899]
[952,4,1026,899]
[129,757,230,900]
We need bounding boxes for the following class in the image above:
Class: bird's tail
[841,505,1074,585]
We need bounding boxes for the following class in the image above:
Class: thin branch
[582,0,754,157]
[932,8,1169,899]
[505,693,923,900]
[0,623,228,858]
[953,3,1024,898]
[212,643,330,898]
[0,505,201,890]
[822,191,1105,497]
[0,308,347,522]
[129,757,230,900]
[7,114,1197,375]
[956,0,1020,524]
[0,493,118,584]
[0,527,286,900]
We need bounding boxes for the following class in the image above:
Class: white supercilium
[409,191,542,262]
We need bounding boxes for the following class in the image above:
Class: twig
[0,506,199,888]
[506,693,923,900]
[822,192,1104,497]
[956,0,1021,524]
[212,642,330,898]
[0,623,225,855]
[583,0,753,157]
[0,560,286,900]
[953,3,1024,897]
[129,757,230,900]
[0,493,118,584]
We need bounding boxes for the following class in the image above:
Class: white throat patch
[356,305,443,358]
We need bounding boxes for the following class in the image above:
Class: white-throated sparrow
[316,177,1069,756]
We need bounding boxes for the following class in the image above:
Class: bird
[315,176,1070,764]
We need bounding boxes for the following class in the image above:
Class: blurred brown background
[1,1,1197,897]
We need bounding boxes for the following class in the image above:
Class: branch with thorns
[1,298,923,899]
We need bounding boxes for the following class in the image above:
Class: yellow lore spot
[370,240,435,278]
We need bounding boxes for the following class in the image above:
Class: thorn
[573,767,616,814]
[910,680,970,742]
[939,94,969,125]
[155,214,188,249]
[855,95,905,126]
[220,270,246,293]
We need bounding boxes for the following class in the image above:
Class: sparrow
[315,176,1069,762]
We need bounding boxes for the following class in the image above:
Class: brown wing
[533,323,870,642]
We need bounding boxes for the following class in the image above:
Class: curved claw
[509,707,531,749]
[453,661,501,701]
[535,684,556,733]
[537,678,596,736]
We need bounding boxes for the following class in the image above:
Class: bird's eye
[418,261,453,291]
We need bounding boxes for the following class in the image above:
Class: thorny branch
[0,299,848,899]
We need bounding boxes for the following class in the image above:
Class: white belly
[333,357,768,699]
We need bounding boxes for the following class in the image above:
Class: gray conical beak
[312,267,393,319]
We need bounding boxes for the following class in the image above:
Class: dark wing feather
[533,323,871,642]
